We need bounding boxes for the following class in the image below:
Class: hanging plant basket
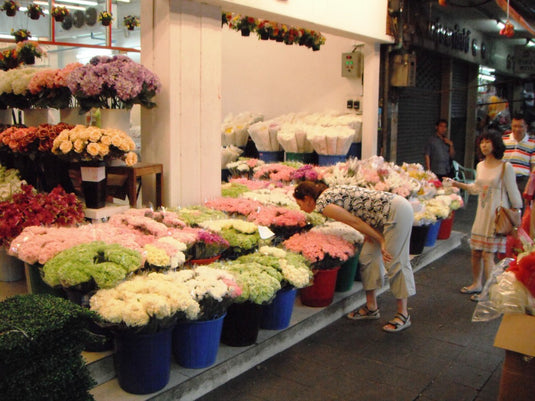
[5,8,16,16]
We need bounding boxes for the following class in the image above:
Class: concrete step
[89,231,464,401]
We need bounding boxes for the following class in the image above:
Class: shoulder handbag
[495,163,521,236]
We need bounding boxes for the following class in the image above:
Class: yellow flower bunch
[52,125,138,166]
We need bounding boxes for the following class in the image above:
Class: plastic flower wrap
[306,125,354,155]
[0,164,24,201]
[283,231,355,269]
[221,145,243,169]
[248,121,281,151]
[276,123,314,153]
[221,112,263,147]
[42,241,143,289]
[212,261,281,304]
[52,125,138,166]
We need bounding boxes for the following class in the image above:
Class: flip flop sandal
[382,313,411,333]
[460,286,481,294]
[347,305,380,320]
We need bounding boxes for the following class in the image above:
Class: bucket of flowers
[25,3,45,20]
[51,5,69,22]
[123,15,140,31]
[283,230,355,307]
[11,28,30,43]
[1,0,19,17]
[98,10,113,26]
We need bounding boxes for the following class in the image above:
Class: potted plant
[0,0,18,17]
[123,15,140,31]
[256,20,273,40]
[98,10,113,26]
[0,47,20,71]
[16,41,44,65]
[51,5,69,22]
[10,28,30,43]
[234,15,257,36]
[25,3,44,20]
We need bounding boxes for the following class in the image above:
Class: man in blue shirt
[424,119,455,180]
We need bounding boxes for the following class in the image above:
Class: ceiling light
[56,0,98,6]
[479,74,495,82]
[117,0,131,2]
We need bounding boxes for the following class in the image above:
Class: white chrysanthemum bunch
[423,197,451,219]
[199,218,258,234]
[311,221,364,245]
[172,266,240,302]
[241,188,297,208]
[0,67,38,96]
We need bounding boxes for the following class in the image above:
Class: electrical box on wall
[341,52,363,78]
[390,53,416,87]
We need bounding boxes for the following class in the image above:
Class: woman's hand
[380,240,393,263]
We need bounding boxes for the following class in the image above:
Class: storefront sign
[428,19,471,53]
[514,47,535,74]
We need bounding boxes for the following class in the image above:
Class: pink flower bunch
[205,197,263,217]
[191,229,229,259]
[27,63,82,109]
[248,205,307,227]
[167,226,199,244]
[0,184,84,249]
[391,184,412,198]
[283,231,355,264]
[228,177,272,190]
[108,212,170,238]
[253,163,297,182]
[290,164,322,182]
[119,208,186,229]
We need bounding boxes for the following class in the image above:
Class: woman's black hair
[478,130,505,159]
[293,180,329,201]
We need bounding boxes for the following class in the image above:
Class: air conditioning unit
[390,53,416,87]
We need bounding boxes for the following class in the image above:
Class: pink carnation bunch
[205,197,262,217]
[253,163,297,182]
[228,178,271,190]
[248,205,307,227]
[283,231,355,265]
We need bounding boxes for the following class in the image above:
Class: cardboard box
[494,314,535,401]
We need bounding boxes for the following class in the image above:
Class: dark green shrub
[0,294,96,401]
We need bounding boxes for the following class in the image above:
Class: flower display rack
[88,231,463,401]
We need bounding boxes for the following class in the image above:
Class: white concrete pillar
[140,0,221,207]
[361,42,381,159]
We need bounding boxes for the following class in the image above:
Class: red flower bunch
[500,21,514,38]
[0,123,73,154]
[0,184,84,248]
[508,253,535,297]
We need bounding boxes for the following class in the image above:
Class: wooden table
[107,162,163,208]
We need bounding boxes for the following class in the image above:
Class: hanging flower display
[16,41,45,65]
[0,0,19,17]
[11,28,31,43]
[222,12,327,51]
[25,3,45,20]
[123,15,140,30]
[98,10,113,26]
[51,6,69,22]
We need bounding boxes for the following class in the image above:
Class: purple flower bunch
[291,164,320,182]
[66,55,161,112]
[191,229,229,260]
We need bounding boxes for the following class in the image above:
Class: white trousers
[358,195,416,299]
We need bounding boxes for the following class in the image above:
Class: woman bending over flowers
[293,180,415,333]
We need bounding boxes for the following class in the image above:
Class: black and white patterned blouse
[315,185,394,229]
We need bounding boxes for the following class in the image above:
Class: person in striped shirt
[502,114,535,195]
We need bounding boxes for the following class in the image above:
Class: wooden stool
[107,162,163,207]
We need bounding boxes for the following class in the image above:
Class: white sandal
[382,312,411,333]
[346,305,380,320]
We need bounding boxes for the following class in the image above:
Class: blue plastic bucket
[114,327,173,394]
[425,219,442,247]
[261,286,297,330]
[346,142,362,159]
[285,152,316,164]
[258,151,284,163]
[317,154,346,166]
[172,314,225,369]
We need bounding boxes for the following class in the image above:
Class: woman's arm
[321,204,392,262]
[504,162,523,209]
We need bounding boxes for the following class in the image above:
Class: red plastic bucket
[300,266,340,307]
[437,211,455,240]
